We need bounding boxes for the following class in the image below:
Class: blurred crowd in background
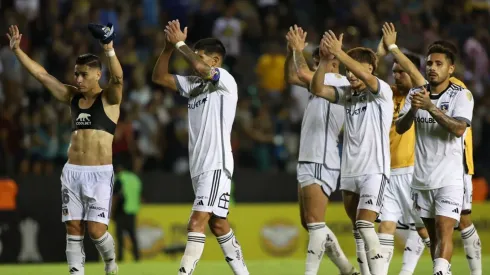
[0,0,489,177]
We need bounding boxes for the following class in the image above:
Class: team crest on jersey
[440,102,449,113]
[359,94,367,102]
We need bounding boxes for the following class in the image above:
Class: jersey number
[62,189,70,204]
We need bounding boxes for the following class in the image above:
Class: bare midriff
[67,129,114,165]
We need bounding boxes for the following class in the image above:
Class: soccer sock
[91,232,116,272]
[378,233,394,275]
[461,224,482,275]
[423,237,431,248]
[217,230,249,275]
[356,220,383,275]
[178,232,205,275]
[324,226,355,274]
[305,223,327,275]
[433,258,450,275]
[401,230,425,274]
[353,230,371,275]
[66,235,85,275]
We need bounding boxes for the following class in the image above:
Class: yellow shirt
[390,86,415,169]
[255,54,286,91]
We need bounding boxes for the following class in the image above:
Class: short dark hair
[394,53,421,69]
[346,47,377,73]
[194,38,226,58]
[312,47,320,59]
[76,54,101,69]
[427,44,456,64]
[429,40,459,56]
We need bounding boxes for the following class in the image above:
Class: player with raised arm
[151,20,248,275]
[374,23,431,275]
[394,27,474,274]
[6,23,123,275]
[311,31,394,275]
[285,25,359,275]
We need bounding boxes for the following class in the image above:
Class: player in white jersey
[285,25,359,275]
[152,20,248,275]
[396,40,474,275]
[311,31,393,275]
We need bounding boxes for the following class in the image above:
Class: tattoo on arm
[428,107,467,136]
[293,50,309,73]
[177,45,212,76]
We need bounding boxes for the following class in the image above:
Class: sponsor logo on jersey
[188,97,208,109]
[346,106,367,116]
[415,117,436,124]
[76,113,91,126]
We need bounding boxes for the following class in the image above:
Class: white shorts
[297,162,339,197]
[192,170,231,218]
[379,168,424,227]
[340,173,388,213]
[61,164,114,225]
[462,174,473,212]
[412,184,464,222]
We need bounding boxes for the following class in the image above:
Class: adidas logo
[179,267,187,273]
[466,255,473,260]
[225,256,234,262]
[434,271,443,275]
[366,199,373,205]
[404,247,412,251]
[69,267,79,273]
[307,250,315,254]
[370,254,383,260]
[98,212,105,218]
[357,257,363,264]
[326,234,333,242]
[452,208,459,214]
[196,200,204,206]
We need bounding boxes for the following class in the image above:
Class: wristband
[105,49,115,57]
[175,41,186,48]
[388,44,398,51]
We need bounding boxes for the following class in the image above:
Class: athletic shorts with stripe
[297,162,339,197]
[340,173,388,213]
[61,163,114,225]
[412,183,464,222]
[192,169,231,218]
[462,174,473,212]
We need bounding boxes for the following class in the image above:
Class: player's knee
[65,220,85,235]
[356,209,377,223]
[435,217,455,239]
[378,221,397,234]
[458,213,473,230]
[87,221,107,239]
[187,211,210,233]
[208,216,230,236]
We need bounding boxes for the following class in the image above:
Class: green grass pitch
[0,255,484,275]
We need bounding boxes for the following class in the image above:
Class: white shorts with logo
[192,169,231,218]
[463,174,473,212]
[297,162,339,197]
[340,173,388,213]
[379,167,424,227]
[412,184,464,222]
[61,164,114,225]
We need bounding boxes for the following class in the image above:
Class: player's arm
[284,25,312,87]
[430,90,473,137]
[7,25,74,103]
[152,45,178,91]
[310,58,337,102]
[323,31,379,93]
[102,42,123,105]
[284,46,307,87]
[396,89,416,134]
[427,106,467,137]
[293,49,314,86]
[382,22,426,87]
[175,44,220,81]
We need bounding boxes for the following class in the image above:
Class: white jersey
[298,74,347,169]
[174,68,237,178]
[400,83,474,190]
[325,73,393,177]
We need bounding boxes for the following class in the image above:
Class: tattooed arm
[427,106,467,137]
[293,49,314,86]
[176,44,220,81]
[284,46,306,87]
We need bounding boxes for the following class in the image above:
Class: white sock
[461,224,482,275]
[353,230,371,275]
[91,232,116,272]
[423,237,431,248]
[356,220,383,275]
[66,235,85,275]
[378,233,394,275]
[305,223,327,275]
[324,226,355,274]
[400,230,425,274]
[433,258,450,275]
[217,230,249,275]
[178,232,205,275]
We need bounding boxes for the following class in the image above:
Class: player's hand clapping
[322,30,343,56]
[6,25,22,51]
[411,86,435,111]
[319,36,333,60]
[165,20,188,45]
[382,22,397,49]
[285,25,308,51]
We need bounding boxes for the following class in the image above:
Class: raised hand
[382,22,397,48]
[322,30,343,56]
[411,86,433,111]
[164,20,188,45]
[6,25,22,51]
[285,25,308,51]
[376,37,388,57]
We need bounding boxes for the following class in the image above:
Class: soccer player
[6,23,122,275]
[284,25,359,275]
[311,31,394,275]
[394,30,474,275]
[375,25,431,275]
[151,20,248,275]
